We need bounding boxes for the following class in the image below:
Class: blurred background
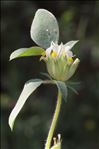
[1,1,99,149]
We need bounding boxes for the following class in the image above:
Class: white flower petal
[65,40,79,51]
[45,40,79,58]
[66,51,73,58]
[65,45,71,51]
[57,43,64,56]
[46,42,55,56]
[46,46,53,56]
[46,42,58,56]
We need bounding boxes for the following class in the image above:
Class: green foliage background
[1,1,99,149]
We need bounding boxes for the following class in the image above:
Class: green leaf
[8,79,43,131]
[10,46,45,60]
[30,9,59,49]
[55,81,68,102]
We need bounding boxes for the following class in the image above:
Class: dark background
[1,1,99,149]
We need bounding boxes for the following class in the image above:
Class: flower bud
[50,134,61,149]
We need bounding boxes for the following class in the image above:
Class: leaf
[30,9,59,49]
[8,79,43,130]
[10,46,45,60]
[55,81,68,102]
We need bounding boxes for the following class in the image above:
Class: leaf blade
[8,79,43,130]
[10,46,45,60]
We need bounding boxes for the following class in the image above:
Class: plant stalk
[45,90,62,149]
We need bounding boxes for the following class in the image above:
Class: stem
[45,90,62,149]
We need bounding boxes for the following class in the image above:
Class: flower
[41,40,80,81]
[50,134,61,149]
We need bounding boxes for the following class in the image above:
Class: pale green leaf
[55,81,67,102]
[8,79,43,130]
[30,9,59,49]
[10,46,45,60]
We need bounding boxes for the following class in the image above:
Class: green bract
[9,79,43,130]
[30,9,59,49]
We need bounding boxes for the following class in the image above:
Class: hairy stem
[45,90,62,149]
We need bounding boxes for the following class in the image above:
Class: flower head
[42,40,80,81]
[50,134,61,149]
